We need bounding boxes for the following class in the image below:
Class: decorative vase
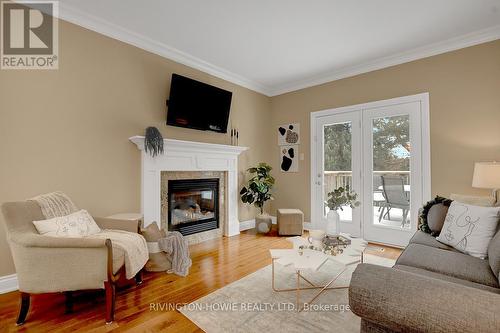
[326,210,340,236]
[255,214,272,234]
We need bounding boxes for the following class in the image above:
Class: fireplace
[167,178,219,236]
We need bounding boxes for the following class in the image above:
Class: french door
[311,93,430,247]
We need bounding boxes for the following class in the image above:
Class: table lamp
[472,162,500,202]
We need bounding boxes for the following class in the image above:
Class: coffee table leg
[301,266,349,311]
[296,270,300,312]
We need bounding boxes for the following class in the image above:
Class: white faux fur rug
[180,254,395,333]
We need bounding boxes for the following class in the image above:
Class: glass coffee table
[269,233,367,311]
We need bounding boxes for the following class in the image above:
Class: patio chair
[379,175,410,227]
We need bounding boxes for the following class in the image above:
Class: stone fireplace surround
[161,171,225,244]
[129,136,248,242]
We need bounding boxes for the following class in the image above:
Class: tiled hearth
[161,171,226,245]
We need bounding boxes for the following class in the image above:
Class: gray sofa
[349,227,500,332]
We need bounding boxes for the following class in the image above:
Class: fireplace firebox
[167,178,219,236]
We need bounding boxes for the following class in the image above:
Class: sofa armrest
[10,233,107,248]
[349,264,500,333]
[94,217,140,233]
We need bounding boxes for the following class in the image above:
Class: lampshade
[472,162,500,189]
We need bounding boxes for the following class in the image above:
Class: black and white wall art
[278,123,300,145]
[280,145,299,172]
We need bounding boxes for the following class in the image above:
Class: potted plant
[325,185,360,235]
[240,163,275,233]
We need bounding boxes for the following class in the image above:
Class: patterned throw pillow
[33,209,101,237]
[436,202,500,259]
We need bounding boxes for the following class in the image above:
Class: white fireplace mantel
[129,136,248,237]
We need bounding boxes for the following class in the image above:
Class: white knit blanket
[158,231,192,277]
[30,191,78,219]
[91,229,149,279]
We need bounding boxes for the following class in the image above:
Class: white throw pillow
[436,201,500,258]
[33,209,101,237]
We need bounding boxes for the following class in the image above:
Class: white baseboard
[239,219,256,231]
[0,274,18,294]
[240,217,313,232]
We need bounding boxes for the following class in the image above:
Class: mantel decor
[144,127,164,157]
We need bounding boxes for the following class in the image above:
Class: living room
[0,1,499,332]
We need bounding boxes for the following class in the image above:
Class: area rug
[180,254,395,333]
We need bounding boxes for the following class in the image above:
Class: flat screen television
[167,74,232,133]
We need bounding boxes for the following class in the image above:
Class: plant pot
[326,210,340,236]
[255,214,272,234]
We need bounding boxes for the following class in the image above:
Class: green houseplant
[325,185,360,235]
[240,163,274,233]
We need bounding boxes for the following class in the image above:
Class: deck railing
[323,171,410,197]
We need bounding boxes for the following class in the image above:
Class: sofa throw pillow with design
[436,201,500,258]
[33,209,101,237]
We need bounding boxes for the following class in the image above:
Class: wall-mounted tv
[166,74,232,133]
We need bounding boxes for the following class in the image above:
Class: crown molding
[269,25,500,96]
[56,3,500,97]
[58,3,273,96]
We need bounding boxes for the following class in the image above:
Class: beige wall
[0,21,272,276]
[270,40,500,221]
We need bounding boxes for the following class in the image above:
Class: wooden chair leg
[16,292,30,326]
[104,281,116,324]
[64,291,73,314]
[135,270,143,285]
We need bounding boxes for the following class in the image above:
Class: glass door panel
[314,112,361,237]
[324,122,353,222]
[371,115,411,230]
[362,101,422,247]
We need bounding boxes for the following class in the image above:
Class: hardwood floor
[0,230,401,332]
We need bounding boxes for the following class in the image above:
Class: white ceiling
[58,0,500,96]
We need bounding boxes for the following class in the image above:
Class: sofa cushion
[394,264,500,294]
[396,244,499,288]
[488,230,500,280]
[409,231,457,251]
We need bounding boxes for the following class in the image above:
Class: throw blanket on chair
[158,231,192,277]
[91,229,149,279]
[30,191,78,219]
